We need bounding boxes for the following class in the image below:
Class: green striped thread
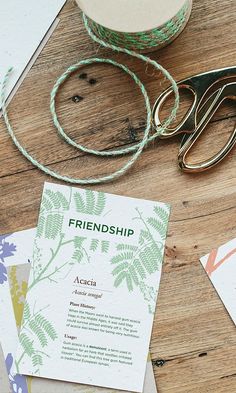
[0,11,182,184]
[87,1,189,51]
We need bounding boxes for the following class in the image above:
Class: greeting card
[15,182,169,392]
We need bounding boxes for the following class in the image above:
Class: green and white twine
[87,1,190,51]
[1,13,181,185]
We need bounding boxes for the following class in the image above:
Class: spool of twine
[77,0,192,51]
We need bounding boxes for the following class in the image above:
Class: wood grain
[0,0,236,392]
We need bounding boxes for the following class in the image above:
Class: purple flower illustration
[0,262,7,284]
[5,353,28,393]
[0,234,17,262]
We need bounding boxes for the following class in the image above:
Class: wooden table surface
[1,0,236,392]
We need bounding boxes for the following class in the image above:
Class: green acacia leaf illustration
[148,304,154,314]
[139,229,152,246]
[19,333,35,357]
[126,274,133,292]
[32,353,43,367]
[151,243,163,266]
[41,196,53,212]
[74,192,86,213]
[44,189,69,210]
[23,302,31,322]
[94,192,106,216]
[145,245,158,272]
[45,189,61,209]
[139,248,156,274]
[114,271,127,288]
[111,206,167,313]
[111,251,134,264]
[73,249,83,263]
[74,236,86,248]
[112,262,129,276]
[147,217,159,231]
[133,258,146,280]
[147,217,166,240]
[116,244,138,252]
[153,205,169,223]
[114,270,134,292]
[85,190,96,214]
[101,240,109,253]
[36,215,45,238]
[128,264,139,285]
[90,239,99,252]
[112,262,139,289]
[139,281,156,314]
[29,320,48,348]
[35,315,57,340]
[56,191,69,210]
[45,214,63,239]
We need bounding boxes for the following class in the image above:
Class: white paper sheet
[200,238,236,325]
[0,0,65,104]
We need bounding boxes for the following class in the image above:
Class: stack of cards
[1,182,171,393]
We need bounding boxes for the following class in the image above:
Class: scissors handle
[152,83,198,138]
[178,82,236,172]
[152,66,236,139]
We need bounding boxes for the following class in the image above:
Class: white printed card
[0,228,158,393]
[16,183,169,392]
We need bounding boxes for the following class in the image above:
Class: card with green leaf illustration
[0,228,157,393]
[16,182,169,392]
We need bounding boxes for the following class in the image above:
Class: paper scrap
[200,238,236,325]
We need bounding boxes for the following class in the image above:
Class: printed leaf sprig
[31,188,107,290]
[74,189,106,216]
[111,205,169,313]
[90,238,110,254]
[30,188,91,290]
[74,189,109,253]
[15,302,56,374]
[37,189,69,240]
[17,188,108,373]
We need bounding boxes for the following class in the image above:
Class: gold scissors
[152,66,236,172]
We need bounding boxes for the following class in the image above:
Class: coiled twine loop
[0,2,193,184]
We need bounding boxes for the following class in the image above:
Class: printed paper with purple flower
[0,270,29,393]
[0,229,35,268]
[0,228,36,393]
[0,234,16,284]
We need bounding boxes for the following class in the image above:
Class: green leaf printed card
[0,228,156,393]
[16,182,170,392]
